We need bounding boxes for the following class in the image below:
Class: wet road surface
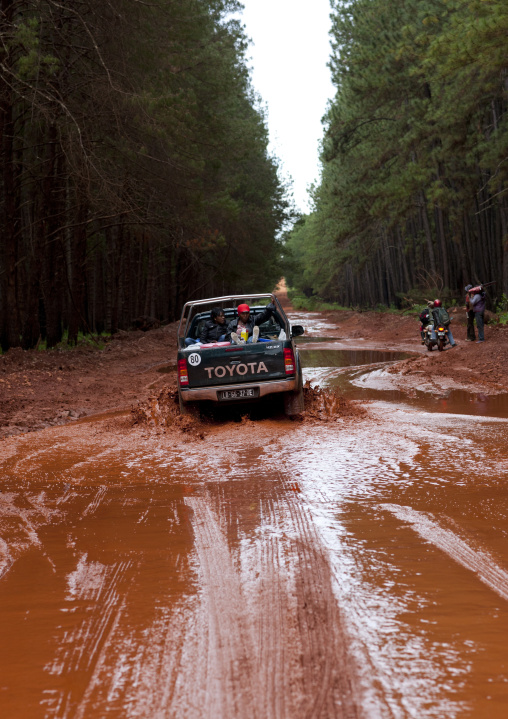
[1,313,508,718]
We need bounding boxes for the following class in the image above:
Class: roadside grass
[288,292,349,312]
[288,289,422,316]
[288,287,507,325]
[0,330,110,355]
[496,294,508,325]
[36,330,109,351]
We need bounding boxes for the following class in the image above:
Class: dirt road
[1,302,508,718]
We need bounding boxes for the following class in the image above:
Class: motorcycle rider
[427,299,457,348]
[418,306,431,343]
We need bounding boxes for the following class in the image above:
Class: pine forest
[285,0,508,310]
[2,0,508,352]
[0,0,289,350]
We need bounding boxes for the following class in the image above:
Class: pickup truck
[176,294,304,416]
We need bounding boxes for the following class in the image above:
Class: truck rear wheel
[283,365,304,416]
[178,392,200,418]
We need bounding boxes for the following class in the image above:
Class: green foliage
[285,0,508,309]
[288,292,350,312]
[12,18,60,80]
[496,294,508,325]
[37,331,109,352]
[0,0,290,350]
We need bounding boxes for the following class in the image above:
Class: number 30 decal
[188,353,201,366]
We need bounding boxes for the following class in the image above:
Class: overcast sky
[239,0,335,213]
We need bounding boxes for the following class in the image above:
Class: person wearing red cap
[227,301,277,344]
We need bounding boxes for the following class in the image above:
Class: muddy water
[299,346,508,418]
[1,326,508,718]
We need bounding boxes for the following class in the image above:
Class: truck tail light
[283,348,295,374]
[178,358,189,386]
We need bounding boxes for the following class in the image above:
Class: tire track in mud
[382,504,508,601]
[276,436,475,719]
[0,490,60,580]
[282,478,359,719]
[0,536,13,578]
[0,431,128,490]
[184,478,360,719]
[45,556,132,718]
[253,507,288,719]
[82,486,107,516]
[121,603,189,717]
[185,496,258,719]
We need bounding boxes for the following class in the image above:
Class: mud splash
[132,382,367,431]
[301,383,367,423]
[131,385,207,439]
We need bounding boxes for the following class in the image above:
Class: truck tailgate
[185,342,287,388]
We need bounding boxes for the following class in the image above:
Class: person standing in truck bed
[227,302,277,344]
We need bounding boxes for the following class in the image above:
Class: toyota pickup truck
[177,294,304,416]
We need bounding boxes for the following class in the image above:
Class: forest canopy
[0,0,290,350]
[284,0,508,309]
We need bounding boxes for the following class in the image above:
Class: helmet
[237,303,250,313]
[433,299,442,307]
[465,284,473,292]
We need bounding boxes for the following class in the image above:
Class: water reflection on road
[300,345,508,419]
[0,335,507,718]
[278,407,508,718]
[295,342,508,716]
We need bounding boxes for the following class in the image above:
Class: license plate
[218,388,259,401]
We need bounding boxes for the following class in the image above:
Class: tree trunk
[67,195,88,344]
[419,191,437,280]
[0,0,21,349]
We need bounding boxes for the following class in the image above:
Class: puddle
[300,347,410,367]
[2,330,508,717]
[295,336,343,344]
[382,387,508,418]
[300,346,508,419]
[157,364,178,373]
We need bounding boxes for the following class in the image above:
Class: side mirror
[291,325,304,337]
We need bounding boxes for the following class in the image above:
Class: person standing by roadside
[469,285,486,343]
[464,284,476,341]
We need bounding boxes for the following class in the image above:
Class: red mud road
[1,299,508,718]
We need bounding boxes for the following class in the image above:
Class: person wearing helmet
[427,299,457,348]
[226,301,277,344]
[464,284,476,341]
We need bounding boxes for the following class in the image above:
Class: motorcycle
[435,324,449,351]
[423,322,449,352]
